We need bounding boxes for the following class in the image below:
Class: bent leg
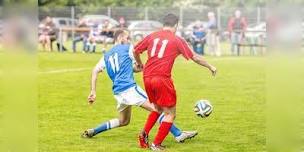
[140,101,182,137]
[153,106,176,145]
[118,106,132,126]
[141,103,162,135]
[92,106,131,136]
[158,113,182,137]
[140,100,156,112]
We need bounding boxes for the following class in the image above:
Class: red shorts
[144,76,176,107]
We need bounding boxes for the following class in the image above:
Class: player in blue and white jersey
[82,30,197,143]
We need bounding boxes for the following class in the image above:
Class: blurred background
[35,0,272,55]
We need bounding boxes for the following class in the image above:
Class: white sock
[109,118,120,129]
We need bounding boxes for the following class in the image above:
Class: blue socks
[158,113,182,137]
[93,115,183,137]
[93,118,120,135]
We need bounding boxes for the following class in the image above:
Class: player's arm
[128,44,142,73]
[177,37,217,76]
[192,52,217,76]
[88,58,105,104]
[133,35,151,69]
[133,52,143,71]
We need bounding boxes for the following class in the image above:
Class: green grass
[38,51,266,152]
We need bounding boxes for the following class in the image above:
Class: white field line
[39,67,91,74]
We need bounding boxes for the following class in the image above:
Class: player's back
[104,44,136,94]
[135,30,193,78]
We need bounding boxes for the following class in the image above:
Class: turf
[38,51,265,152]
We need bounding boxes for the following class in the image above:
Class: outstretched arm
[177,37,217,76]
[191,52,217,76]
[88,58,105,104]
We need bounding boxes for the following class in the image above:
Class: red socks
[144,111,160,134]
[153,122,173,145]
[143,112,173,145]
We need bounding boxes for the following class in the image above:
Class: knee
[168,113,176,120]
[163,112,176,122]
[119,118,130,127]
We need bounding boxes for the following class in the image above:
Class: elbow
[192,53,201,63]
[92,68,100,76]
[133,51,140,57]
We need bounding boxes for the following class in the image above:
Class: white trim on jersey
[128,44,136,64]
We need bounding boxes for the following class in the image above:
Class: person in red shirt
[227,10,247,56]
[134,13,217,150]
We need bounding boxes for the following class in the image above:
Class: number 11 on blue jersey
[109,53,119,73]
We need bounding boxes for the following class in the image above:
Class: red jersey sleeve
[134,34,151,54]
[176,36,194,60]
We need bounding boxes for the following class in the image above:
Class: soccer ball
[194,100,213,118]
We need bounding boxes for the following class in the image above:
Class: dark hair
[163,13,179,27]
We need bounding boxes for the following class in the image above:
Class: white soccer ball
[194,100,213,118]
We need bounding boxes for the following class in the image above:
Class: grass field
[38,51,265,152]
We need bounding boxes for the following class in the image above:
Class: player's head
[162,13,179,32]
[114,29,130,44]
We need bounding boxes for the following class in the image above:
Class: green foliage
[38,0,174,7]
[38,0,268,7]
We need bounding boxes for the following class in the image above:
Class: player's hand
[88,91,96,105]
[209,66,217,76]
[133,63,143,73]
[134,63,143,72]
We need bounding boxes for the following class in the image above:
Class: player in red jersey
[134,13,217,150]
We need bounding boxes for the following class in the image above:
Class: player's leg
[151,106,175,147]
[139,100,156,112]
[132,82,162,140]
[93,106,132,134]
[149,77,177,150]
[142,103,162,134]
[141,100,192,141]
[157,113,198,143]
[118,106,132,127]
[82,106,131,138]
[138,103,162,148]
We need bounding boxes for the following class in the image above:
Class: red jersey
[134,30,193,78]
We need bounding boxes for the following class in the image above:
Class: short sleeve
[176,37,194,60]
[134,34,151,54]
[94,57,106,71]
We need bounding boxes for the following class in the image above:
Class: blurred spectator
[85,20,114,53]
[39,16,55,51]
[72,18,89,53]
[44,16,57,51]
[99,20,114,52]
[206,12,221,56]
[119,17,126,28]
[191,21,206,55]
[39,16,67,52]
[38,23,51,51]
[228,10,247,56]
[86,23,100,53]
